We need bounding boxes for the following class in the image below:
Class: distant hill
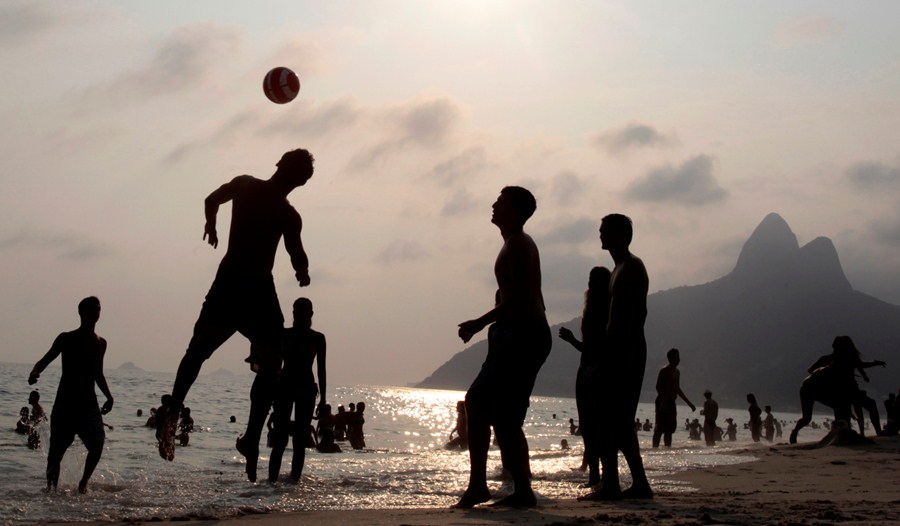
[418,213,900,410]
[116,362,145,371]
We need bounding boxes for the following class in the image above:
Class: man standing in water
[455,186,551,508]
[652,348,695,448]
[585,213,653,500]
[156,149,315,483]
[28,296,114,493]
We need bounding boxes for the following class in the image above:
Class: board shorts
[466,319,551,428]
[655,397,678,434]
[49,406,105,456]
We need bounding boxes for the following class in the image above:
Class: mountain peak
[731,213,799,279]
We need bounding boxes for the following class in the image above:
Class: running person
[28,296,114,493]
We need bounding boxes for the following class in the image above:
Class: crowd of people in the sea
[17,147,897,505]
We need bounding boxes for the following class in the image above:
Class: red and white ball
[263,67,300,104]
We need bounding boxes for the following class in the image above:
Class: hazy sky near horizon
[2,1,900,387]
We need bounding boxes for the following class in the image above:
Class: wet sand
[44,434,900,526]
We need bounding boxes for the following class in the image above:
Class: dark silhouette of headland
[419,213,900,409]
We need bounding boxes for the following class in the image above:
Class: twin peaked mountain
[419,213,900,409]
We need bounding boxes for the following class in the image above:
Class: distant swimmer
[652,348,696,448]
[348,401,367,450]
[154,149,315,481]
[445,400,468,450]
[28,296,114,493]
[316,428,342,453]
[454,187,551,509]
[16,407,30,435]
[724,418,737,441]
[266,297,326,483]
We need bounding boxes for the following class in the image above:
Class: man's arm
[674,370,696,411]
[316,332,327,409]
[29,334,65,385]
[95,338,114,414]
[203,179,241,248]
[282,207,310,286]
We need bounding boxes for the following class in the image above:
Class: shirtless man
[652,348,695,448]
[455,186,551,509]
[28,296,114,493]
[268,297,326,483]
[701,390,718,446]
[585,213,653,500]
[156,149,315,483]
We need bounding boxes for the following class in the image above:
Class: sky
[2,1,900,387]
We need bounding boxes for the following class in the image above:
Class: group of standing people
[453,186,653,508]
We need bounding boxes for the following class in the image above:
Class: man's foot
[78,479,88,494]
[451,487,491,509]
[290,469,302,482]
[235,435,258,482]
[155,404,180,461]
[578,485,622,501]
[490,490,537,508]
[621,485,654,499]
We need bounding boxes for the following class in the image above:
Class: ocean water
[0,362,823,524]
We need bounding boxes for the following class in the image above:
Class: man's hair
[277,148,315,175]
[601,213,634,245]
[294,297,313,311]
[666,347,680,361]
[78,296,100,314]
[501,186,537,224]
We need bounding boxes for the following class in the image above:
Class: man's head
[78,296,101,324]
[492,186,537,229]
[704,390,712,399]
[599,213,633,251]
[293,297,313,328]
[29,390,40,404]
[666,347,680,365]
[274,148,315,188]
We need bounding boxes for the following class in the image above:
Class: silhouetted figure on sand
[28,296,114,493]
[267,297,326,483]
[155,149,314,478]
[559,266,611,488]
[454,186,551,509]
[581,213,653,501]
[789,335,886,443]
[884,393,899,436]
[652,348,696,448]
[747,394,762,442]
[701,390,718,446]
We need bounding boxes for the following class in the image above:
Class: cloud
[550,170,584,206]
[845,160,900,190]
[81,24,243,104]
[163,109,261,165]
[441,189,479,217]
[347,97,461,171]
[773,15,841,48]
[625,155,727,205]
[541,216,598,246]
[376,239,430,264]
[592,123,676,155]
[0,227,112,261]
[0,1,60,45]
[261,97,363,139]
[425,147,489,186]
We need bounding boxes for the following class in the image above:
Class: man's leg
[290,386,317,480]
[267,396,291,483]
[492,422,536,507]
[45,420,75,491]
[158,321,234,461]
[453,388,492,508]
[77,414,106,493]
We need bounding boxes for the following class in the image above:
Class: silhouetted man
[701,390,718,446]
[28,296,114,493]
[268,297,327,483]
[455,186,551,508]
[156,149,315,483]
[652,348,695,448]
[585,213,653,500]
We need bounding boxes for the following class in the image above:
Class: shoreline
[40,434,900,526]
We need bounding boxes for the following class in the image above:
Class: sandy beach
[48,433,899,526]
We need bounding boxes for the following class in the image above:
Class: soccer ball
[263,67,300,104]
